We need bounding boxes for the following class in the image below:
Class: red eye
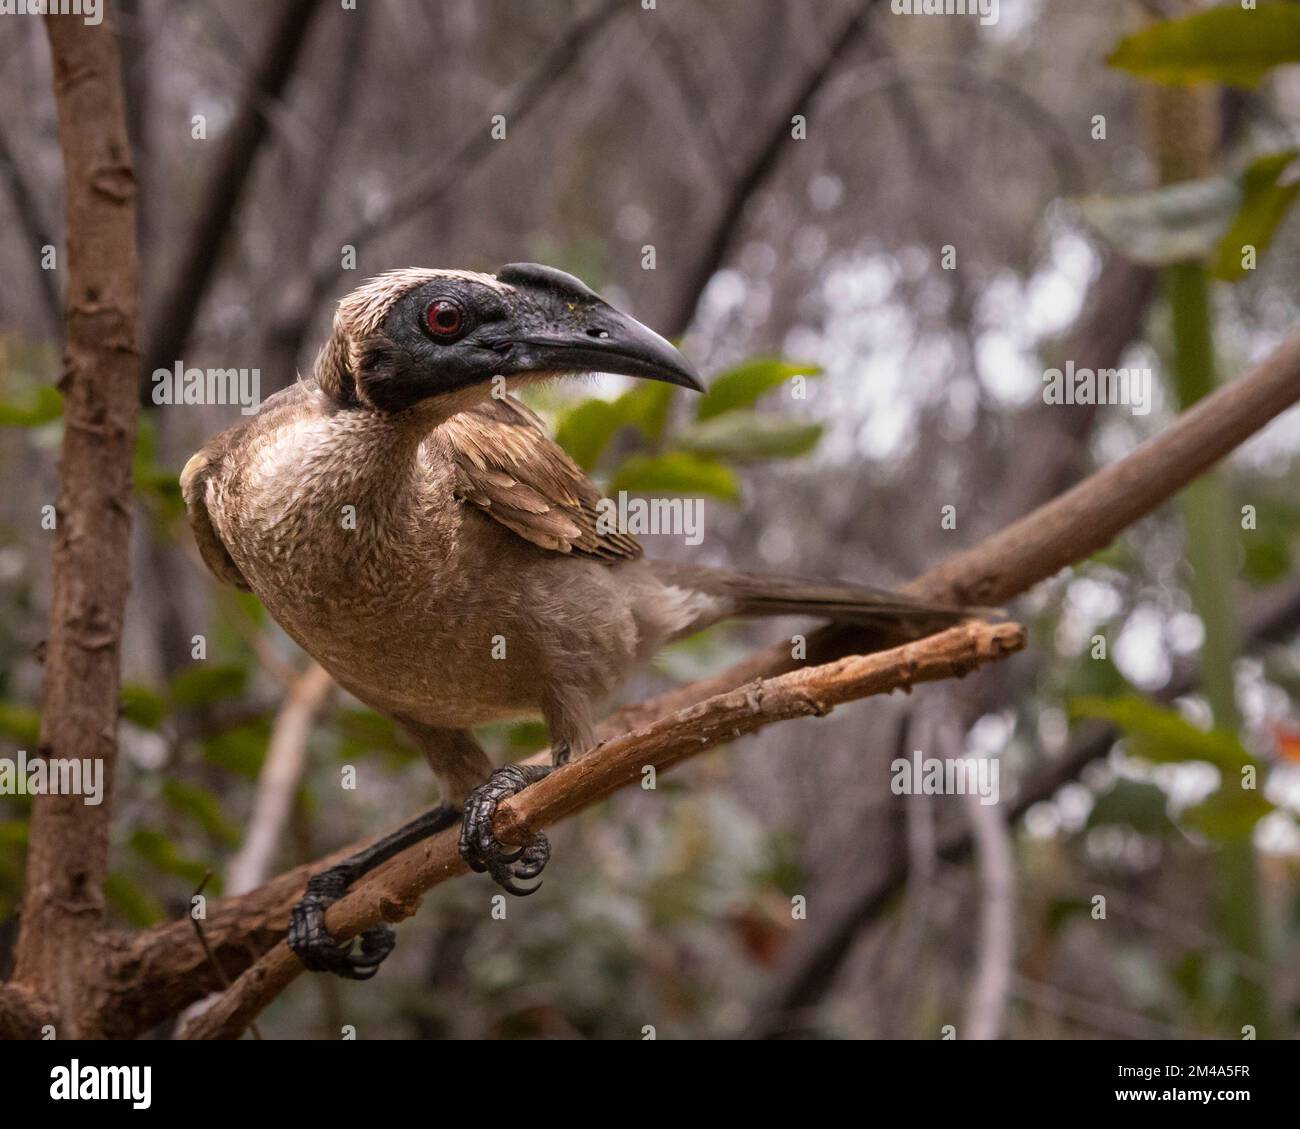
[426,299,464,339]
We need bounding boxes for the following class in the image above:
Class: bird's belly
[263,581,546,728]
[224,477,647,730]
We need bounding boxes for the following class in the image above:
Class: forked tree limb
[97,325,1300,1040]
[178,620,1026,1039]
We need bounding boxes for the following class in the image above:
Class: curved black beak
[512,306,704,393]
[494,262,704,392]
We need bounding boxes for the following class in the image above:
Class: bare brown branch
[179,620,1026,1039]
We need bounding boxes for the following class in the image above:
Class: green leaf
[1181,786,1273,843]
[1044,897,1094,934]
[616,380,676,443]
[474,718,550,755]
[554,398,624,471]
[105,871,166,928]
[1069,695,1255,770]
[696,359,821,421]
[120,683,167,730]
[1109,4,1300,88]
[609,452,740,503]
[1213,150,1300,281]
[555,382,680,470]
[132,416,186,519]
[1087,779,1175,834]
[1068,652,1131,700]
[0,383,62,428]
[1239,491,1300,585]
[0,701,41,746]
[128,828,213,888]
[333,708,414,767]
[202,718,270,778]
[1243,531,1292,585]
[1080,177,1240,266]
[168,664,247,708]
[678,413,823,462]
[0,819,30,848]
[162,779,242,847]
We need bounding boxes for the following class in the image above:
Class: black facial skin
[354,263,703,413]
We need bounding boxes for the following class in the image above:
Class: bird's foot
[459,763,554,895]
[288,865,396,980]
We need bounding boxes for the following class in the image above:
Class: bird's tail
[651,562,993,636]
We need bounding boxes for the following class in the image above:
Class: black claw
[459,764,554,895]
[286,803,461,980]
[289,868,398,980]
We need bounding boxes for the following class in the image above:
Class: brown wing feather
[441,397,642,562]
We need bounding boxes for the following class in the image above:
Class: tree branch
[178,620,1026,1039]
[139,0,325,402]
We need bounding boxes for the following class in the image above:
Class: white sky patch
[806,228,1097,458]
[975,330,1038,406]
[1236,658,1292,731]
[1255,812,1300,855]
[981,0,1041,41]
[807,173,845,212]
[1165,611,1205,657]
[697,267,749,326]
[1055,574,1125,655]
[1053,782,1093,833]
[967,710,1015,758]
[1113,604,1174,689]
[1266,764,1300,814]
[973,228,1095,406]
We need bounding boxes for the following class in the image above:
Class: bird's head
[314,263,703,413]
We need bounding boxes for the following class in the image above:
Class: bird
[181,263,974,979]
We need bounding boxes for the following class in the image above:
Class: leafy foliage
[1109,4,1300,88]
[1069,695,1254,771]
[550,354,823,505]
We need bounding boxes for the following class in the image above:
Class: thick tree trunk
[7,11,139,1038]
